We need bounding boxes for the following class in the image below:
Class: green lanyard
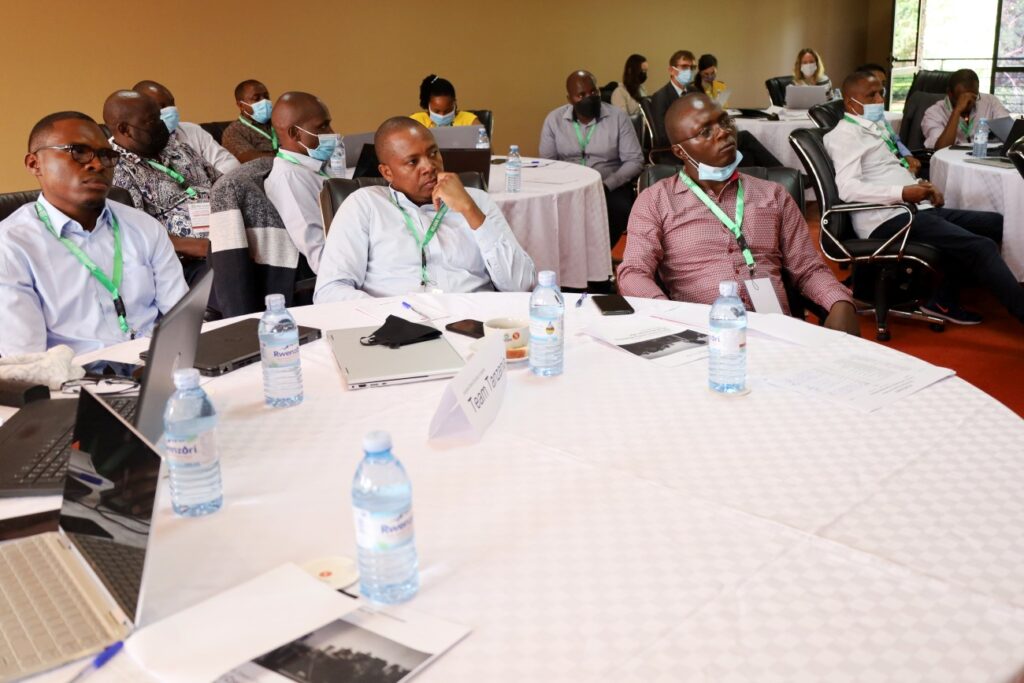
[678,172,755,275]
[145,160,198,199]
[238,115,278,151]
[944,98,974,139]
[844,115,910,169]
[389,192,449,287]
[572,120,596,165]
[276,150,328,177]
[35,201,132,336]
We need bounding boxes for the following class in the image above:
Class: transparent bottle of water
[708,280,747,393]
[259,293,303,407]
[505,145,522,193]
[529,270,564,376]
[972,118,989,159]
[475,126,490,149]
[352,431,418,604]
[328,137,347,178]
[163,368,222,517]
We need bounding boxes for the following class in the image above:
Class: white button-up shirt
[314,185,536,302]
[921,94,1010,149]
[264,151,328,273]
[0,195,188,356]
[177,122,240,174]
[824,114,930,239]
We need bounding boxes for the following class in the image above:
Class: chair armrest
[822,203,915,260]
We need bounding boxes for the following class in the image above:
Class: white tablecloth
[12,293,1024,682]
[489,158,611,288]
[929,147,1024,281]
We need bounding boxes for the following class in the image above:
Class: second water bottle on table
[163,368,223,517]
[259,293,304,407]
[972,118,989,159]
[529,270,564,377]
[708,280,747,394]
[505,145,522,193]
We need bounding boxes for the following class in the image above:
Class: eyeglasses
[61,377,139,395]
[33,144,120,168]
[677,115,737,143]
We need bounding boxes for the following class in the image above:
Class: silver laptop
[326,326,465,390]
[785,84,830,110]
[0,387,163,682]
[340,131,375,168]
[431,127,483,149]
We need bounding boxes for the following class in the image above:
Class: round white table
[488,158,611,288]
[928,147,1024,281]
[13,294,1024,681]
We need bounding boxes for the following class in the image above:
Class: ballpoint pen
[68,641,123,682]
[401,301,430,320]
[575,292,590,308]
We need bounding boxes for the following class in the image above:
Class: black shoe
[921,301,983,325]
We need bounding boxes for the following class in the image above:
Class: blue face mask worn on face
[160,106,180,133]
[245,99,273,124]
[297,127,339,161]
[674,67,694,86]
[680,147,744,182]
[429,109,456,126]
[853,98,886,123]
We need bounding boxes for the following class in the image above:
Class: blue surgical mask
[160,106,180,133]
[853,98,886,123]
[244,98,273,124]
[674,67,694,87]
[296,126,339,161]
[429,109,456,127]
[680,148,744,182]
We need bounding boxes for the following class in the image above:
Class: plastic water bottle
[259,293,303,407]
[163,368,223,517]
[475,126,490,149]
[328,137,347,178]
[972,118,989,159]
[708,281,747,393]
[529,270,564,376]
[352,431,418,604]
[505,145,522,193]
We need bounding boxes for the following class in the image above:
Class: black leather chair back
[788,127,850,260]
[0,187,133,222]
[809,100,846,130]
[637,164,805,213]
[765,76,794,107]
[319,172,486,235]
[899,92,944,151]
[1009,138,1024,179]
[600,81,618,104]
[906,69,953,99]
[467,110,493,138]
[199,121,233,145]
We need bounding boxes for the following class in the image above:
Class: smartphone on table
[445,319,486,339]
[592,294,635,316]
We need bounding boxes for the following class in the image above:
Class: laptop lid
[431,126,482,149]
[341,131,375,168]
[192,317,322,376]
[326,326,465,389]
[988,117,1024,156]
[134,268,212,443]
[353,143,383,179]
[439,149,491,188]
[785,84,829,110]
[59,386,163,624]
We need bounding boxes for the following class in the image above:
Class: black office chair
[639,96,676,165]
[808,100,845,130]
[600,82,618,104]
[899,92,944,152]
[0,187,133,222]
[905,69,954,100]
[199,121,233,145]
[318,172,486,236]
[765,75,794,107]
[632,107,653,161]
[789,127,946,340]
[1008,137,1024,178]
[467,110,493,139]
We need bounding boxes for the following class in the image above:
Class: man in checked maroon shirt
[618,93,860,336]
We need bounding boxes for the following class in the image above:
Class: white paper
[585,317,708,367]
[746,311,847,348]
[650,302,712,333]
[356,295,449,324]
[766,351,955,412]
[0,495,61,522]
[744,278,784,315]
[429,334,507,441]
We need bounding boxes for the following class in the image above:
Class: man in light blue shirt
[0,111,187,356]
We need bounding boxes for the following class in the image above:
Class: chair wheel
[876,329,891,342]
[929,323,945,332]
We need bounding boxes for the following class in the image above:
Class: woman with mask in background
[697,54,729,104]
[793,48,833,90]
[611,54,648,120]
[409,75,481,128]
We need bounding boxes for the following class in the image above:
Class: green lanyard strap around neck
[945,98,974,139]
[35,201,132,336]
[145,160,198,199]
[276,149,328,177]
[572,119,597,165]
[389,192,450,287]
[844,115,910,169]
[678,172,754,275]
[238,115,279,150]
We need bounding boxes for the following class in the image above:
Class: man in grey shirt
[539,70,643,246]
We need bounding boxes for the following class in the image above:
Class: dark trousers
[605,183,636,246]
[873,207,1024,322]
[737,130,782,168]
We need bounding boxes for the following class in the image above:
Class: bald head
[565,70,601,121]
[374,116,433,163]
[665,92,714,144]
[132,80,174,109]
[374,117,442,204]
[103,90,167,157]
[271,91,333,154]
[566,70,597,94]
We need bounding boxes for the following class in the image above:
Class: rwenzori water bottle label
[164,432,218,467]
[709,328,744,355]
[354,507,415,552]
[261,339,300,368]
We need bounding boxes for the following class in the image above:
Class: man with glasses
[104,89,220,287]
[922,68,1009,151]
[649,50,698,152]
[618,93,859,335]
[264,92,338,274]
[0,111,186,356]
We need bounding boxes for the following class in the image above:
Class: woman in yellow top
[696,54,729,104]
[409,75,481,128]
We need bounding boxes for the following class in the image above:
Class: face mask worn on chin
[429,109,456,126]
[675,67,694,86]
[574,95,602,120]
[160,106,180,133]
[681,147,744,182]
[800,62,818,78]
[244,99,273,124]
[299,130,340,161]
[853,98,886,123]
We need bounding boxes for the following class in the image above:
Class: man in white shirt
[133,80,240,174]
[314,117,536,302]
[263,92,337,274]
[920,69,1010,150]
[0,111,187,356]
[826,71,1023,326]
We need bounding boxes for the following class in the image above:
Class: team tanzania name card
[429,334,507,441]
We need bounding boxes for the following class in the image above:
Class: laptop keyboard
[69,533,145,620]
[10,428,74,487]
[0,535,110,679]
[103,396,138,424]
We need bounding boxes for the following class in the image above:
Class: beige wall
[0,0,885,191]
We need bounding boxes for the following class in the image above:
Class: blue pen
[68,470,103,486]
[575,292,590,308]
[401,301,429,320]
[68,641,123,682]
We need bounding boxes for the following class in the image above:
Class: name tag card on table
[429,334,507,441]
